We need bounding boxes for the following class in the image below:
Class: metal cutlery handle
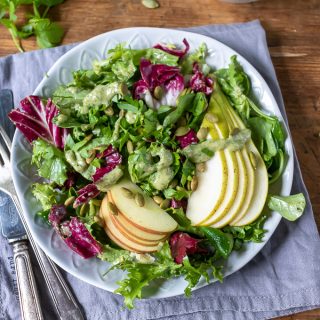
[11,195,85,320]
[13,240,44,320]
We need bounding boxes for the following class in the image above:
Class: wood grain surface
[0,1,319,319]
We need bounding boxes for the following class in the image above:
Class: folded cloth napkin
[1,20,320,320]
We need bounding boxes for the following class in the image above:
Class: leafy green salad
[8,38,306,309]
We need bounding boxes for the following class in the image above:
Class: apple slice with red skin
[108,181,177,234]
[102,206,160,253]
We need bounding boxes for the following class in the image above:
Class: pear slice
[226,106,269,226]
[186,149,228,225]
[199,149,239,225]
[208,150,248,228]
[187,95,240,226]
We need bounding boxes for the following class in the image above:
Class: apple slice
[100,195,168,242]
[111,212,168,242]
[109,180,177,234]
[109,214,167,246]
[103,207,160,253]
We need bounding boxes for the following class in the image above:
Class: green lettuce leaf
[32,183,59,210]
[268,193,306,221]
[32,139,68,185]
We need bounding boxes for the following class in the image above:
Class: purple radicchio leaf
[64,171,78,189]
[153,38,190,58]
[133,59,184,107]
[60,217,102,259]
[49,205,67,228]
[189,63,214,95]
[171,198,188,212]
[176,129,199,149]
[169,231,208,264]
[93,146,122,183]
[73,184,100,208]
[8,96,68,149]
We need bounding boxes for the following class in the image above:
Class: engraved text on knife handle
[13,240,44,320]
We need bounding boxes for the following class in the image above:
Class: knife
[0,193,44,320]
[0,89,85,320]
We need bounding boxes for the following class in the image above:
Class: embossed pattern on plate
[10,27,294,299]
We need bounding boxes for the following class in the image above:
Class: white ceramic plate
[11,27,294,298]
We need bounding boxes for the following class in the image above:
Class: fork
[0,125,85,320]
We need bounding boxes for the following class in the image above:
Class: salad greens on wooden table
[8,39,306,308]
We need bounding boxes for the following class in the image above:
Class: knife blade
[0,89,44,320]
[0,197,26,242]
[0,89,25,241]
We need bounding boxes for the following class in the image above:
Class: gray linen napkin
[1,20,320,320]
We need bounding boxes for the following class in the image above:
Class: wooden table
[0,0,319,319]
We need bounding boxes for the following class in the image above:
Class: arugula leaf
[163,93,195,127]
[143,109,158,135]
[32,138,68,185]
[199,227,233,259]
[163,187,191,200]
[268,193,306,221]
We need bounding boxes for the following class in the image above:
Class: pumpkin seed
[191,175,198,191]
[121,187,134,199]
[169,179,178,188]
[230,127,240,137]
[153,195,163,205]
[154,86,163,100]
[80,203,88,216]
[175,126,189,137]
[135,193,145,207]
[104,106,114,116]
[160,199,170,209]
[126,140,134,154]
[64,196,75,207]
[85,149,96,164]
[197,127,208,140]
[205,113,218,124]
[108,201,118,215]
[196,162,206,173]
[249,151,257,169]
[142,0,159,9]
[187,180,192,191]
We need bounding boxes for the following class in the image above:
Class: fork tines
[0,125,11,165]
